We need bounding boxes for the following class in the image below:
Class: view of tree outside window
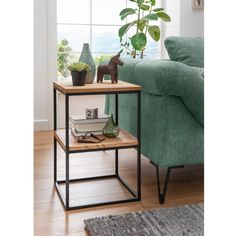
[57,0,161,79]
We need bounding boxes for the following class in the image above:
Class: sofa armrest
[118,59,204,126]
[137,60,204,126]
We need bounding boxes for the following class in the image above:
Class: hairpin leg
[153,163,184,204]
[156,166,171,204]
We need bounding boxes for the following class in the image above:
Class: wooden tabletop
[55,128,138,152]
[53,80,141,94]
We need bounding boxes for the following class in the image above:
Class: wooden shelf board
[53,80,141,94]
[55,128,138,152]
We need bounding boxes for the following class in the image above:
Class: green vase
[102,115,119,138]
[79,43,96,84]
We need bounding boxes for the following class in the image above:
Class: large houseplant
[119,0,171,58]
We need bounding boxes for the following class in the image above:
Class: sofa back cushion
[165,37,204,68]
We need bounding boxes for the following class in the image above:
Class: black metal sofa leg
[155,164,184,204]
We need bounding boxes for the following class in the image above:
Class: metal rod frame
[53,88,141,211]
[153,163,184,204]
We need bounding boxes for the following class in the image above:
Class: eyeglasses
[78,132,105,143]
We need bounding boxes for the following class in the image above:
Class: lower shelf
[54,174,139,210]
[54,128,138,152]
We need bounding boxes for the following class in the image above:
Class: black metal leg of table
[115,93,119,176]
[65,151,70,210]
[65,94,70,210]
[53,89,142,211]
[137,91,141,200]
[115,149,119,176]
[53,88,57,184]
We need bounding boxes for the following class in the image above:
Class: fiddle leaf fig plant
[119,0,171,58]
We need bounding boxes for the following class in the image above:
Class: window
[57,0,162,79]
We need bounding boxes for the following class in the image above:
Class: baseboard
[34,119,49,131]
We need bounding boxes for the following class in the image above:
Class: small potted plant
[68,62,90,86]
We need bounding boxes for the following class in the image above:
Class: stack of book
[70,114,109,137]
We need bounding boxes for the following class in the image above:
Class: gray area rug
[84,203,204,236]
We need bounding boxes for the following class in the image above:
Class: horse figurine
[97,54,124,83]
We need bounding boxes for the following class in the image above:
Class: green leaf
[65,47,72,52]
[138,20,146,31]
[118,21,137,38]
[142,13,158,21]
[118,49,123,54]
[150,0,156,6]
[131,33,147,51]
[156,12,171,22]
[58,47,65,52]
[140,4,150,10]
[61,39,69,46]
[137,0,145,5]
[148,25,160,41]
[129,0,137,2]
[120,8,136,20]
[153,8,164,12]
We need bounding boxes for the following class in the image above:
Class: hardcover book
[69,114,109,124]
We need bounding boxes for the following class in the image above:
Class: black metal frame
[153,163,184,204]
[53,87,141,211]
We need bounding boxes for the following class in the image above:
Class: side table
[53,80,141,211]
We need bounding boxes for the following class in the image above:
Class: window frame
[57,0,129,55]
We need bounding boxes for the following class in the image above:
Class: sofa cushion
[165,37,204,68]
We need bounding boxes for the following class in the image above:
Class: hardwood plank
[34,131,204,236]
[53,80,141,94]
[55,128,138,152]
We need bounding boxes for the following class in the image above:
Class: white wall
[161,0,204,58]
[180,0,204,37]
[34,0,57,131]
[164,0,204,38]
[161,0,181,58]
[165,0,181,37]
[57,95,105,128]
[34,0,49,130]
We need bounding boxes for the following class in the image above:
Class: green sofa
[105,37,204,203]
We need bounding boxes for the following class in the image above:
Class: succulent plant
[68,62,90,72]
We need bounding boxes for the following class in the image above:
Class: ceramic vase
[79,43,96,84]
[102,114,119,138]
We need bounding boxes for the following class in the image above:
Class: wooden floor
[34,131,204,236]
